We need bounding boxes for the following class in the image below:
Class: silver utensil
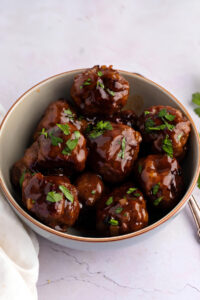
[188,195,200,239]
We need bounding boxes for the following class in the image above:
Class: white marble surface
[1,0,200,299]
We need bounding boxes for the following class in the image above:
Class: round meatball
[135,154,183,211]
[22,173,80,231]
[87,121,142,183]
[34,99,87,140]
[75,172,104,207]
[96,183,148,236]
[11,124,88,185]
[137,106,191,159]
[71,65,129,116]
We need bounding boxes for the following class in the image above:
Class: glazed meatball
[22,173,80,231]
[71,65,129,117]
[34,99,87,140]
[75,172,104,207]
[11,124,88,186]
[135,154,183,211]
[96,183,148,236]
[87,121,142,183]
[137,106,191,159]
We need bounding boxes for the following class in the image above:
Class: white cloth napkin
[0,105,39,300]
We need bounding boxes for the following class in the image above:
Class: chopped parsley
[96,81,105,89]
[194,107,200,117]
[152,183,160,195]
[97,71,103,77]
[106,196,113,206]
[89,121,113,138]
[56,123,70,135]
[153,196,163,206]
[91,190,96,195]
[46,191,62,203]
[158,109,175,121]
[62,131,81,155]
[138,164,143,174]
[192,92,200,106]
[162,135,173,157]
[59,185,74,203]
[148,124,166,131]
[144,110,150,115]
[40,128,48,138]
[198,174,200,189]
[162,118,175,131]
[106,88,115,96]
[145,118,155,131]
[118,137,126,159]
[127,187,137,194]
[109,218,119,226]
[80,78,91,89]
[49,132,63,146]
[177,133,183,141]
[115,207,123,214]
[64,109,74,119]
[19,170,26,188]
[133,193,140,197]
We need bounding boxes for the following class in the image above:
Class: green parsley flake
[46,191,62,203]
[96,81,105,89]
[153,196,163,206]
[118,137,126,159]
[97,71,103,77]
[62,131,81,155]
[64,109,74,119]
[109,218,119,226]
[144,110,150,115]
[106,196,113,206]
[80,78,91,89]
[162,118,175,131]
[152,182,160,195]
[115,207,123,214]
[148,124,166,131]
[177,133,183,141]
[194,107,200,117]
[59,185,74,202]
[192,92,200,106]
[197,174,200,189]
[19,170,26,188]
[165,113,175,121]
[40,128,48,138]
[56,123,70,135]
[107,88,115,96]
[145,118,155,131]
[134,193,140,197]
[91,190,96,195]
[89,121,113,138]
[49,132,63,146]
[138,164,142,174]
[162,135,173,157]
[127,187,137,194]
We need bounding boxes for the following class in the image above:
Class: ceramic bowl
[0,69,199,251]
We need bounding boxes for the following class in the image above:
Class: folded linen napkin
[0,105,39,300]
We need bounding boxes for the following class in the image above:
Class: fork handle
[188,195,200,239]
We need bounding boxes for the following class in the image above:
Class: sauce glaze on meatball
[135,154,183,211]
[87,121,142,183]
[137,105,191,159]
[71,65,129,116]
[96,183,148,236]
[22,173,80,231]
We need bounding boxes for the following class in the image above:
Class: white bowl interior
[0,71,199,238]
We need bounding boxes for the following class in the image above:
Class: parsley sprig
[62,131,81,155]
[88,121,113,138]
[162,135,173,158]
[80,78,91,89]
[118,137,126,159]
[192,93,200,117]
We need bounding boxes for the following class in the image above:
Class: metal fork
[188,195,200,239]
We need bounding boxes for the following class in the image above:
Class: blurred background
[1,1,200,299]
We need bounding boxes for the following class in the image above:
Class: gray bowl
[0,69,199,250]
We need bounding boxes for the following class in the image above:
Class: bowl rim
[0,68,200,243]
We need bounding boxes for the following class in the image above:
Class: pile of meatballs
[11,65,191,237]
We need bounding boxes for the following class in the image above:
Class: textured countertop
[1,1,200,299]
